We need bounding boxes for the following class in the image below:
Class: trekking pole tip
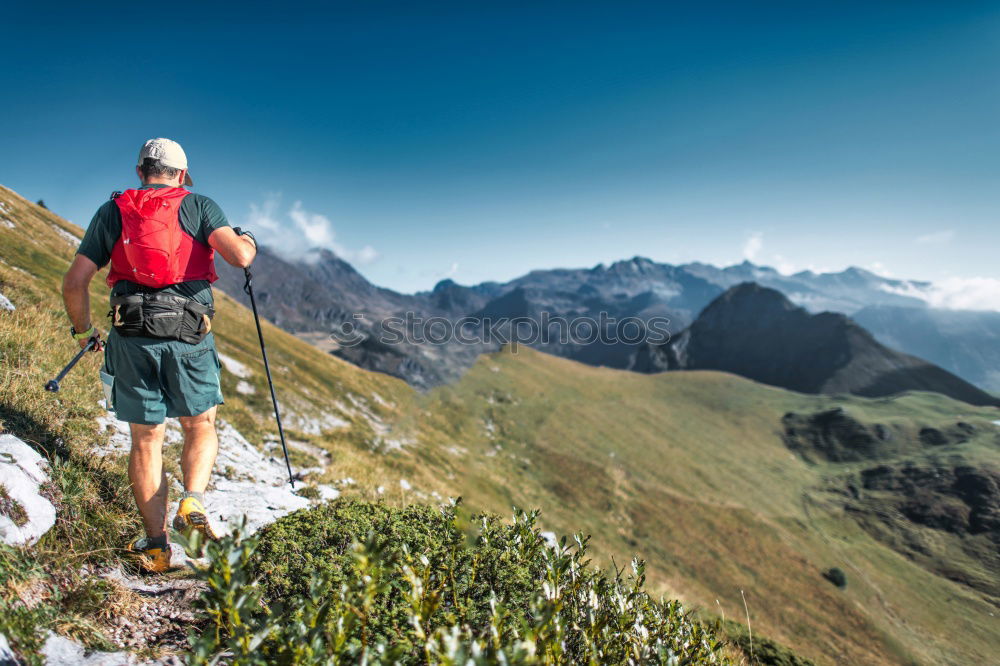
[44,380,60,392]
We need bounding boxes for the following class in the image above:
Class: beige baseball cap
[138,138,193,186]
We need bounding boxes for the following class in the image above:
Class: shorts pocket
[99,369,114,407]
[181,346,211,360]
[179,346,220,393]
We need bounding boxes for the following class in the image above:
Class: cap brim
[183,172,193,187]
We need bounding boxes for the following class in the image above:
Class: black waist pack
[109,293,215,344]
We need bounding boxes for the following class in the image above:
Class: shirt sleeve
[195,195,230,246]
[76,201,119,268]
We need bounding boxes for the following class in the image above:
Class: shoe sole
[173,511,220,542]
[127,549,171,574]
[133,558,171,574]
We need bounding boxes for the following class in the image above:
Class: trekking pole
[243,267,295,487]
[45,338,98,392]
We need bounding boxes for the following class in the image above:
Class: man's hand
[77,329,104,352]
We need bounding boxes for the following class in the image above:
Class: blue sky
[2,2,998,302]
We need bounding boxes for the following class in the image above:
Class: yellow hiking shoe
[127,538,172,574]
[172,496,220,542]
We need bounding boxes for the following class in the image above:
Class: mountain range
[216,251,1000,396]
[633,283,1000,407]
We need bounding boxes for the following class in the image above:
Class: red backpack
[106,188,217,288]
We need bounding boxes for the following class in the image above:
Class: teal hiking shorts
[101,329,224,425]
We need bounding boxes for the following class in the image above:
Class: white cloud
[915,230,955,245]
[881,276,1000,311]
[771,254,797,275]
[418,262,460,280]
[247,194,378,266]
[769,254,834,277]
[742,232,763,262]
[866,261,893,278]
[355,246,379,265]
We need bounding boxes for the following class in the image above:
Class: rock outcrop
[95,408,338,537]
[842,463,1000,598]
[0,435,56,546]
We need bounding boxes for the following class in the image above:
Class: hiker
[61,138,258,573]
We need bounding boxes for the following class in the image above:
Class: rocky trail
[1,402,343,665]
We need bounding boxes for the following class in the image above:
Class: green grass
[2,184,998,664]
[0,485,28,526]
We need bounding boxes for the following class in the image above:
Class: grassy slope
[423,350,1000,665]
[2,185,998,664]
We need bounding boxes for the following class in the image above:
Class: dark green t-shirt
[77,184,230,307]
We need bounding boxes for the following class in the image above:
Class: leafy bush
[183,500,729,664]
[822,567,847,589]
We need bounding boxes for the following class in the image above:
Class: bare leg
[128,423,168,540]
[178,406,218,493]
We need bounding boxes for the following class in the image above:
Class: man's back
[77,184,230,306]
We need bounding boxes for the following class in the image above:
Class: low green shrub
[184,500,729,664]
[822,567,847,589]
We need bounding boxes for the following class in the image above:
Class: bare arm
[62,254,101,350]
[209,227,257,268]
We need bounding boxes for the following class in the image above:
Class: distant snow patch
[993,420,1000,427]
[399,479,412,491]
[380,435,416,452]
[235,380,255,395]
[0,201,13,229]
[0,292,14,312]
[0,435,56,546]
[540,531,558,548]
[51,225,80,246]
[283,407,350,436]
[370,392,395,408]
[218,353,252,378]
[268,437,329,472]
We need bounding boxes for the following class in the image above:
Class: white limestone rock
[217,352,251,378]
[168,420,338,536]
[0,632,17,664]
[0,435,56,546]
